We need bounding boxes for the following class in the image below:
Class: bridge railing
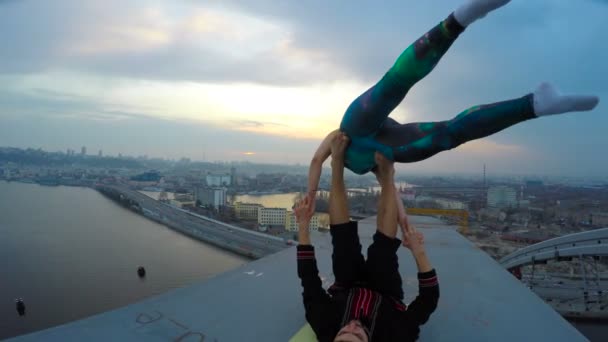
[499,228,608,269]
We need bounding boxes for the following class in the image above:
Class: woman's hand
[295,194,315,228]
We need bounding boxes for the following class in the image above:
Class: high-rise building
[258,208,287,226]
[487,186,517,208]
[98,150,103,157]
[230,167,237,187]
[195,187,227,209]
[81,146,87,156]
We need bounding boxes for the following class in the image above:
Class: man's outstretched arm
[294,194,332,337]
[402,228,439,327]
[329,133,350,225]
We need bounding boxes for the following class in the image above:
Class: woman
[307,0,599,197]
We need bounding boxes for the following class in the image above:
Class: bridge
[499,228,608,270]
[499,228,608,319]
[97,184,288,259]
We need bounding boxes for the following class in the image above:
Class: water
[231,183,415,211]
[234,192,300,209]
[0,181,246,340]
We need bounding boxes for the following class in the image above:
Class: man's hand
[403,226,425,255]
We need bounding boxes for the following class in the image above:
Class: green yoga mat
[289,324,317,342]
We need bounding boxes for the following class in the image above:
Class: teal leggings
[339,13,535,175]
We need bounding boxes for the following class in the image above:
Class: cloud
[458,139,529,157]
[0,0,606,177]
[2,0,607,90]
[231,120,288,128]
[0,0,348,86]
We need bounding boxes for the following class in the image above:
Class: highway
[99,185,289,259]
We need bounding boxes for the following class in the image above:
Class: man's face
[333,320,369,342]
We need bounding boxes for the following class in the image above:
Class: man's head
[333,320,369,342]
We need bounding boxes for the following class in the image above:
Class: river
[0,181,246,340]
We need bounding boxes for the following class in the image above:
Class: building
[220,204,236,219]
[500,232,551,244]
[590,212,608,227]
[98,150,103,157]
[206,173,231,187]
[195,187,227,209]
[525,180,544,189]
[81,146,87,156]
[234,202,263,220]
[256,174,284,187]
[230,167,237,187]
[258,207,287,226]
[169,198,196,208]
[285,211,326,232]
[415,195,468,210]
[487,186,517,209]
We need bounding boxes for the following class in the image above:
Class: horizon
[3,144,607,182]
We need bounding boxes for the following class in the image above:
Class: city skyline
[1,0,606,177]
[4,144,607,183]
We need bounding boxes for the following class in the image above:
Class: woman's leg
[387,82,599,163]
[390,94,536,163]
[339,0,516,139]
[339,13,465,138]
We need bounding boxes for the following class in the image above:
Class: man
[295,133,438,342]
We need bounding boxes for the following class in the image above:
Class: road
[100,185,289,259]
[523,274,608,318]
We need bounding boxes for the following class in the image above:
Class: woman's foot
[533,82,600,117]
[330,132,349,165]
[454,0,511,27]
[374,152,395,186]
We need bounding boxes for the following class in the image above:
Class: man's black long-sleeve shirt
[297,245,439,342]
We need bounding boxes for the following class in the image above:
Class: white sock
[533,82,600,117]
[454,0,511,27]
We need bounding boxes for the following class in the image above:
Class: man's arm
[329,133,350,225]
[402,229,439,326]
[395,189,412,242]
[294,196,332,337]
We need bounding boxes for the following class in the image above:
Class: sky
[0,0,606,177]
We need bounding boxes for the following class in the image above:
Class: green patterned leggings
[339,13,535,175]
